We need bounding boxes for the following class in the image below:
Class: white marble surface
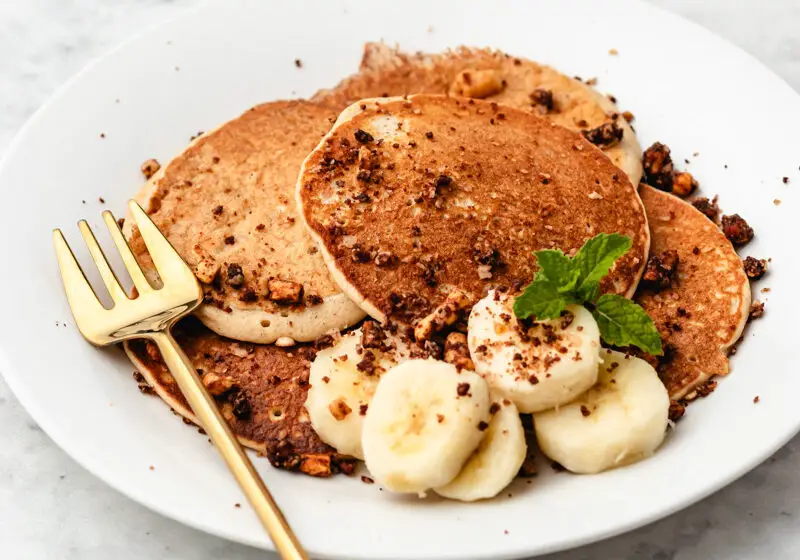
[1,1,799,558]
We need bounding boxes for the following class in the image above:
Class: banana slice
[362,359,490,494]
[468,291,601,413]
[534,350,670,474]
[434,397,526,502]
[305,323,412,459]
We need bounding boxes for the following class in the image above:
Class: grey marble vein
[0,1,798,558]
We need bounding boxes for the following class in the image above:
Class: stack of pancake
[125,43,752,478]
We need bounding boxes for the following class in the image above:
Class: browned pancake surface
[298,95,649,323]
[126,318,355,477]
[313,44,642,184]
[635,186,750,399]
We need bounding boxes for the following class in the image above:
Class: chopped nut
[721,214,754,246]
[691,196,720,222]
[356,351,376,375]
[668,400,685,422]
[361,320,387,349]
[226,263,245,287]
[203,374,235,396]
[444,332,475,371]
[581,122,623,148]
[354,129,374,144]
[749,300,765,321]
[232,392,251,420]
[329,398,352,421]
[194,258,219,284]
[450,69,505,99]
[140,158,161,179]
[641,250,679,290]
[671,171,698,197]
[622,110,634,122]
[414,289,475,341]
[529,88,554,113]
[306,294,324,306]
[375,251,396,267]
[268,279,304,303]
[743,256,768,279]
[642,142,674,191]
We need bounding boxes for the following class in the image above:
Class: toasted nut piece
[329,398,352,421]
[668,400,686,422]
[582,121,623,148]
[691,196,720,222]
[643,142,674,191]
[671,171,698,197]
[268,279,304,303]
[300,454,333,477]
[226,263,245,287]
[444,332,475,371]
[203,373,235,396]
[721,214,754,246]
[414,289,475,341]
[361,320,387,349]
[641,250,679,290]
[193,257,219,284]
[140,158,161,180]
[743,256,767,279]
[529,88,555,113]
[450,69,504,99]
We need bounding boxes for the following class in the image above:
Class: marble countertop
[1,1,798,558]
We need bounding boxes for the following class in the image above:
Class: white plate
[1,0,798,558]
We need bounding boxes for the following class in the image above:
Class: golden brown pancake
[125,101,365,344]
[313,43,642,184]
[124,318,356,477]
[297,94,650,324]
[635,186,750,399]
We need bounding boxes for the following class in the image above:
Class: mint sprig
[513,233,662,356]
[592,294,663,356]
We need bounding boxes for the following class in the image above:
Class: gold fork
[53,200,308,560]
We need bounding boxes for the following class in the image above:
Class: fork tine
[52,229,106,315]
[101,210,152,295]
[78,220,129,304]
[127,200,195,284]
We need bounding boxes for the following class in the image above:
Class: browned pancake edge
[635,185,751,399]
[313,43,642,185]
[124,318,356,477]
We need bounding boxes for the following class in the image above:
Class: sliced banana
[434,397,526,502]
[534,350,670,474]
[362,359,490,494]
[305,324,412,459]
[468,291,601,413]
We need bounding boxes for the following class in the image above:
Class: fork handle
[152,331,309,560]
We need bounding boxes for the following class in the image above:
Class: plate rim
[1,0,798,558]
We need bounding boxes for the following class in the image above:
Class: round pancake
[313,43,642,184]
[297,94,650,324]
[635,186,751,400]
[124,318,356,477]
[125,101,365,343]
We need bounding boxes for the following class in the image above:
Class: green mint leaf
[592,294,663,355]
[573,233,632,300]
[577,281,600,303]
[533,249,579,292]
[513,279,576,320]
